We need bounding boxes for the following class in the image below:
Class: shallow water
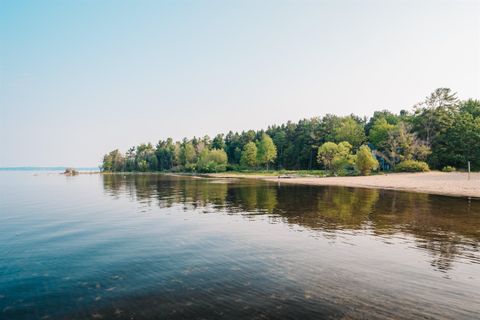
[1,172,479,319]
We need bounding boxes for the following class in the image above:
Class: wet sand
[210,172,480,198]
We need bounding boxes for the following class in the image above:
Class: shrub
[184,163,196,172]
[395,160,429,172]
[442,166,456,172]
[170,165,183,172]
[226,164,241,172]
[196,149,228,173]
[355,145,379,175]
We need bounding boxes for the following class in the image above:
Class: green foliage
[332,142,355,174]
[135,143,157,171]
[196,149,228,173]
[395,160,430,172]
[442,166,456,172]
[156,138,176,171]
[334,117,366,148]
[366,110,401,134]
[270,130,287,168]
[319,114,342,142]
[376,122,431,169]
[281,118,322,170]
[412,88,458,149]
[124,147,136,171]
[212,134,225,150]
[102,149,125,172]
[369,118,395,149]
[137,159,148,172]
[317,142,339,171]
[256,133,277,170]
[432,112,480,170]
[317,141,354,174]
[180,142,196,166]
[184,163,196,172]
[240,142,258,168]
[355,145,379,175]
[459,99,480,118]
[101,88,478,173]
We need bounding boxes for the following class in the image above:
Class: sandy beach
[210,172,480,198]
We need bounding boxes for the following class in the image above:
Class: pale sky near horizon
[1,0,479,167]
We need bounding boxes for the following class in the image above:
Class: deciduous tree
[240,142,257,168]
[256,133,277,170]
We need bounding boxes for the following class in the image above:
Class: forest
[101,88,480,175]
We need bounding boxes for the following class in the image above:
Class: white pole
[468,161,471,181]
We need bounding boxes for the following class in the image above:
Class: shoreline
[79,170,479,198]
[206,171,480,199]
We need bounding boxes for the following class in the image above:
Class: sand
[211,172,480,198]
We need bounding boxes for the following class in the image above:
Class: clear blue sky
[1,0,479,167]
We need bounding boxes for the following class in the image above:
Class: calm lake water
[1,172,479,319]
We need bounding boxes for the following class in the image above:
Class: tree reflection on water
[102,174,480,273]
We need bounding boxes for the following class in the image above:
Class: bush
[169,165,181,172]
[442,166,456,172]
[395,160,430,172]
[355,145,379,175]
[196,149,228,173]
[184,163,196,172]
[226,164,241,172]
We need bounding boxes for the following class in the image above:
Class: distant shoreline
[0,167,98,171]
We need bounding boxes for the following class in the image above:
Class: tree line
[101,88,480,174]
